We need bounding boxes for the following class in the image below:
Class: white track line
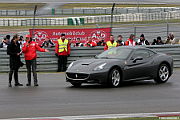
[1,112,180,120]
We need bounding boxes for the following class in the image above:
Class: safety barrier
[0,11,180,26]
[53,7,180,15]
[0,45,180,73]
[0,7,179,16]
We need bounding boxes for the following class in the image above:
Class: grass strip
[61,3,180,9]
[0,3,46,10]
[0,3,180,10]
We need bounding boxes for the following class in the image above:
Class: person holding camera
[22,34,49,87]
[0,37,10,48]
[41,36,55,48]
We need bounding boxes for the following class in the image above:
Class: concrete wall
[0,45,180,73]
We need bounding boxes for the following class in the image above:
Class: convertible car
[66,46,173,87]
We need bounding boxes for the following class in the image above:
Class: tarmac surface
[0,69,180,119]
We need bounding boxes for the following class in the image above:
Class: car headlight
[93,63,107,71]
[67,62,74,69]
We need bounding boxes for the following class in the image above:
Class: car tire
[70,82,82,87]
[154,64,170,83]
[108,68,121,87]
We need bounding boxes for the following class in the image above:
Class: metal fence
[54,7,180,15]
[0,22,180,43]
[0,10,33,16]
[112,23,180,43]
[0,18,67,26]
[0,7,180,16]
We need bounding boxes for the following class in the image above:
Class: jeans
[25,59,38,85]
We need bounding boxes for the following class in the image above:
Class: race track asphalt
[0,69,180,119]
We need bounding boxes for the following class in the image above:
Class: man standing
[55,34,70,72]
[22,35,49,86]
[104,35,117,50]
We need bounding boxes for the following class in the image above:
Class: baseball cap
[25,34,31,38]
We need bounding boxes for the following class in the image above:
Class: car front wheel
[108,68,121,87]
[154,64,170,83]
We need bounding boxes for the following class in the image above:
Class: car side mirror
[132,56,143,63]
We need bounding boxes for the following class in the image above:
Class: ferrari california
[66,46,173,87]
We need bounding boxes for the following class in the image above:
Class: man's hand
[17,53,22,56]
[45,49,49,52]
[26,43,29,47]
[55,53,58,57]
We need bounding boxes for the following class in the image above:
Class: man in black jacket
[137,34,150,45]
[7,34,23,87]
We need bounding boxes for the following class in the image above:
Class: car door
[124,49,154,80]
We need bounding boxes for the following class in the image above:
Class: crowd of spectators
[0,33,179,50]
[68,33,180,47]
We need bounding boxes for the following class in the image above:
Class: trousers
[25,59,38,84]
[58,55,67,72]
[9,68,19,84]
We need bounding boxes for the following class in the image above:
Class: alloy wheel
[159,65,169,82]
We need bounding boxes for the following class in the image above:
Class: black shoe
[34,83,39,86]
[8,83,12,87]
[15,83,23,86]
[26,83,31,86]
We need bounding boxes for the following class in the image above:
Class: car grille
[66,73,89,80]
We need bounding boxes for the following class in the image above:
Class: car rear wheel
[70,82,82,87]
[108,68,121,87]
[154,64,170,83]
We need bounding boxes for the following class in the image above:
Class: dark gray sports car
[66,46,173,87]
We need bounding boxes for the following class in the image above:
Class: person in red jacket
[125,34,137,46]
[84,37,97,47]
[22,35,49,86]
[55,34,71,72]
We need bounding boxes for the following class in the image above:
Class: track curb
[1,112,180,120]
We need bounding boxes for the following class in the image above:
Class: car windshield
[96,47,133,60]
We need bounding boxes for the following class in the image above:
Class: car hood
[66,58,124,73]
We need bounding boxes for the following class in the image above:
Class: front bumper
[66,70,109,84]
